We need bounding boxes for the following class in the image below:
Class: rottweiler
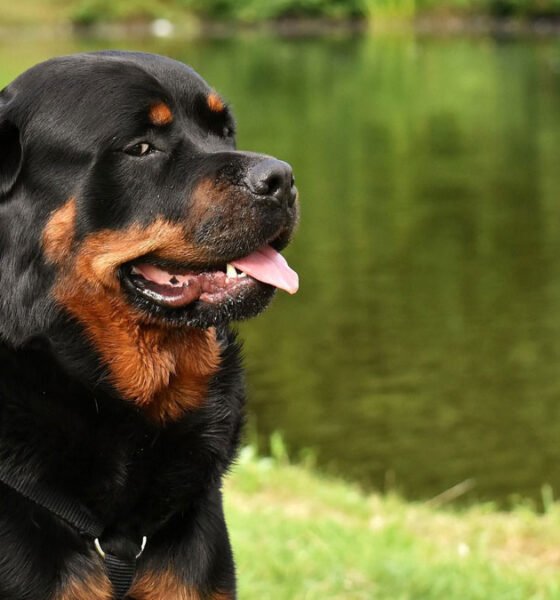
[0,51,298,600]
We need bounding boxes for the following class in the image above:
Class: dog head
[0,52,299,417]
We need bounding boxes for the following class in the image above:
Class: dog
[0,51,298,600]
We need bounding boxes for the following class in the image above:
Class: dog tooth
[226,263,237,278]
[237,272,247,278]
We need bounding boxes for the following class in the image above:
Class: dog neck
[0,330,243,530]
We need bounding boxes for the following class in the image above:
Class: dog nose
[245,158,296,208]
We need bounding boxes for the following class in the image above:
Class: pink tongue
[232,245,299,294]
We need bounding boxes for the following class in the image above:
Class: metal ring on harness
[94,536,148,560]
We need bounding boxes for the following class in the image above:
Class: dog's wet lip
[125,265,255,308]
[119,227,298,312]
[267,224,296,256]
[122,259,259,309]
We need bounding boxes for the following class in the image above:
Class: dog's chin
[120,267,277,329]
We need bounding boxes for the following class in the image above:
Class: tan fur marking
[71,219,212,288]
[149,102,173,126]
[53,569,112,600]
[46,209,222,423]
[188,178,240,230]
[43,198,77,263]
[207,93,225,113]
[129,570,201,600]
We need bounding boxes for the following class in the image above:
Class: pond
[2,32,560,505]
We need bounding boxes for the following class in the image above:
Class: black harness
[0,464,146,600]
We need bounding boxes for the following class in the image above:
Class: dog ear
[0,116,22,197]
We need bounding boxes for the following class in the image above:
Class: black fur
[0,51,298,600]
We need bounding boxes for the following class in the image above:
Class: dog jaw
[42,199,222,422]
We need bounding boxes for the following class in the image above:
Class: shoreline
[1,15,560,40]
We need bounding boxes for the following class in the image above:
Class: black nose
[245,158,296,208]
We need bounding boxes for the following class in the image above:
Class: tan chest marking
[52,569,112,600]
[129,570,233,600]
[128,570,200,600]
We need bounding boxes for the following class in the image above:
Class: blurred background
[4,2,560,597]
[2,0,560,509]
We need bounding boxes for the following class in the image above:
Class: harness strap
[104,553,138,600]
[0,465,145,600]
[0,464,103,538]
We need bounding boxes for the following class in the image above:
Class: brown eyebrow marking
[207,92,225,113]
[149,102,174,126]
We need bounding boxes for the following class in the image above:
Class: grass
[224,442,560,599]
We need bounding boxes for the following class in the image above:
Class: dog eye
[223,126,235,138]
[126,142,154,157]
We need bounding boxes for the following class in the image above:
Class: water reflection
[1,34,560,503]
[228,36,560,504]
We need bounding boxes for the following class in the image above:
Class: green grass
[225,444,560,599]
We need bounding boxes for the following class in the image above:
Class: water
[2,33,560,505]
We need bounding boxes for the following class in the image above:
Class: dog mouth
[122,244,299,310]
